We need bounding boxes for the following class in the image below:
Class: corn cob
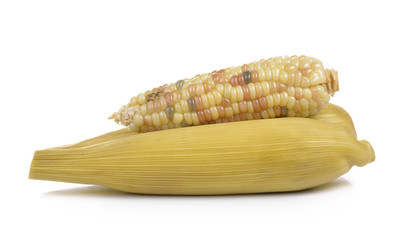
[29,115,374,195]
[111,55,339,132]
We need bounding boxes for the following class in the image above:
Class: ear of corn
[111,55,339,133]
[309,103,357,138]
[29,114,374,195]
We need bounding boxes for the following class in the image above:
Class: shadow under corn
[42,177,353,199]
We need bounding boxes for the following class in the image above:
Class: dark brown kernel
[243,71,251,84]
[176,80,184,89]
[166,106,174,120]
[188,98,196,112]
[281,107,288,117]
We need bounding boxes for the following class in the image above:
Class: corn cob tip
[352,140,375,167]
[324,69,339,96]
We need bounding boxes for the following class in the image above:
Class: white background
[1,0,411,239]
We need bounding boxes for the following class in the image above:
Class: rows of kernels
[118,56,333,132]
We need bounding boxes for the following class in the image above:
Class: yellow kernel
[201,94,209,109]
[272,67,280,81]
[309,99,318,115]
[286,96,296,109]
[133,113,144,127]
[224,83,231,99]
[261,81,270,96]
[273,93,280,106]
[283,56,291,64]
[159,111,169,124]
[212,90,222,105]
[318,86,330,103]
[287,109,296,117]
[140,125,148,133]
[287,87,295,97]
[246,113,254,120]
[160,125,169,130]
[265,68,272,81]
[309,70,323,86]
[225,107,234,118]
[236,85,244,101]
[206,92,216,106]
[232,103,240,115]
[168,121,176,129]
[180,99,189,113]
[248,83,256,100]
[301,76,310,88]
[173,113,184,124]
[140,104,147,116]
[195,83,205,96]
[247,101,254,113]
[230,87,237,103]
[300,98,309,111]
[216,84,224,94]
[210,106,219,120]
[137,94,146,105]
[130,96,138,105]
[301,110,309,117]
[257,68,265,81]
[129,123,138,131]
[280,92,288,106]
[279,70,288,84]
[191,112,200,125]
[174,103,182,113]
[261,110,269,119]
[267,108,276,118]
[208,79,215,88]
[294,71,302,87]
[311,59,324,70]
[266,95,274,108]
[183,113,193,125]
[152,113,161,127]
[302,88,312,100]
[181,89,190,100]
[299,58,312,69]
[255,82,263,98]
